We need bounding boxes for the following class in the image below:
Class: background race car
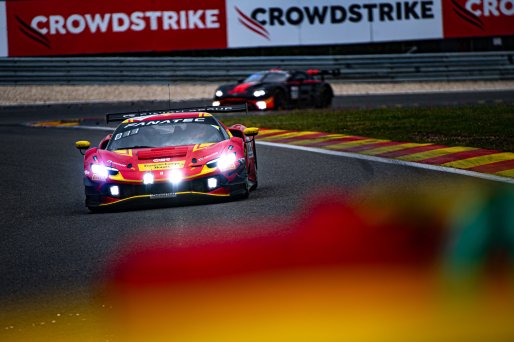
[75,105,259,211]
[213,69,339,110]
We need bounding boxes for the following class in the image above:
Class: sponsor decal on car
[124,118,206,128]
[150,192,177,199]
[138,161,185,171]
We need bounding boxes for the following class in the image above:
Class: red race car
[75,105,258,211]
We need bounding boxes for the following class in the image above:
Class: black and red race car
[75,105,259,211]
[212,69,339,111]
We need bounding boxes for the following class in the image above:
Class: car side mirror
[244,127,259,137]
[75,140,91,155]
[237,78,244,84]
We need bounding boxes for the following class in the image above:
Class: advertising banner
[0,0,512,57]
[4,0,227,56]
[442,0,514,38]
[227,0,443,48]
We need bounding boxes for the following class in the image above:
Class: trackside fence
[0,51,513,84]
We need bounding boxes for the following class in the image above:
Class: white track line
[34,124,514,185]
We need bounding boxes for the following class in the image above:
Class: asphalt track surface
[0,91,512,307]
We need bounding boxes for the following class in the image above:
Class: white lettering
[112,13,130,32]
[145,11,162,31]
[31,16,48,34]
[466,0,482,16]
[163,11,178,30]
[500,0,514,14]
[66,14,86,34]
[484,0,500,16]
[49,15,65,34]
[205,9,220,28]
[466,0,514,16]
[130,12,145,31]
[31,9,221,36]
[85,13,110,33]
[180,10,187,29]
[188,10,204,29]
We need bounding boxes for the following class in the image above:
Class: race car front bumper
[84,170,248,210]
[213,96,275,111]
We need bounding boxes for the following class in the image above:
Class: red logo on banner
[234,6,270,41]
[6,0,228,56]
[443,0,514,38]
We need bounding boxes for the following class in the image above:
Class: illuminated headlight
[217,153,237,172]
[143,172,154,185]
[253,89,266,97]
[109,185,120,197]
[91,164,108,179]
[91,164,118,179]
[212,101,221,106]
[215,90,223,97]
[256,101,267,110]
[168,169,183,184]
[207,177,218,189]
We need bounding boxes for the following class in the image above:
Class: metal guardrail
[0,51,513,84]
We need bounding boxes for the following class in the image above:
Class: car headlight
[143,172,154,185]
[215,90,223,97]
[217,153,237,172]
[168,169,183,184]
[91,164,118,180]
[256,101,267,110]
[91,164,109,179]
[253,89,266,97]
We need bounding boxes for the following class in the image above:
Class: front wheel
[273,90,286,110]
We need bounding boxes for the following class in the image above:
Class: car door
[288,71,312,106]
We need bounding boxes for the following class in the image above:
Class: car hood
[95,141,230,183]
[222,82,268,95]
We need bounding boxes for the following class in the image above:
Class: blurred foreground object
[2,183,513,341]
[104,184,514,341]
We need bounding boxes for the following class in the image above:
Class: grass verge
[221,104,514,152]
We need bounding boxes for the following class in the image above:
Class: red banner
[6,0,227,56]
[442,0,514,38]
[2,0,514,57]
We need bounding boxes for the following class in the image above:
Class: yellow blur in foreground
[1,182,513,341]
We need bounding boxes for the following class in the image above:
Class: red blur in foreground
[109,197,440,286]
[103,189,514,341]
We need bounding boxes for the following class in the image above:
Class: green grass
[221,104,514,152]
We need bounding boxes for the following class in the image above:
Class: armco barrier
[0,51,513,84]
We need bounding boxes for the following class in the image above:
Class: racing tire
[316,86,333,108]
[273,90,287,110]
[250,180,258,191]
[242,180,250,199]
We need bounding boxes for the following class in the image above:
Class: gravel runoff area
[1,81,514,106]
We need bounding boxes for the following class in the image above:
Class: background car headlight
[212,101,221,106]
[217,153,237,172]
[256,101,267,110]
[215,90,223,97]
[91,164,108,179]
[253,89,266,97]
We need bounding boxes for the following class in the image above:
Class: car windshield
[244,71,289,83]
[107,117,226,151]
